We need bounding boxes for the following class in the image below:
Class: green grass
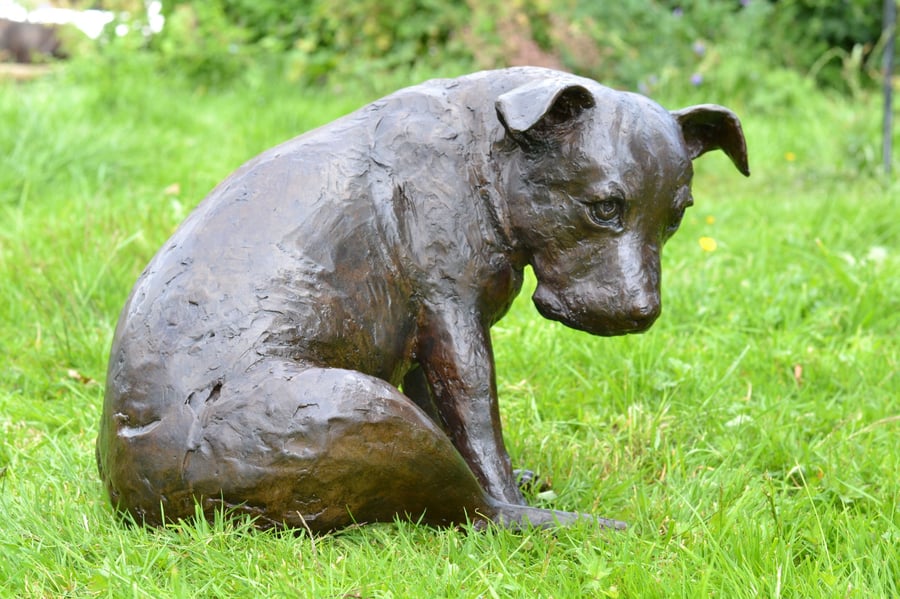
[1,60,898,597]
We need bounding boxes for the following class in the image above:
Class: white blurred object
[0,1,164,40]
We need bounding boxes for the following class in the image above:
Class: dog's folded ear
[671,104,750,176]
[496,79,595,149]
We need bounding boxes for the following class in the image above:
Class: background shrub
[128,0,896,97]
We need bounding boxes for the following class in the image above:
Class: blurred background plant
[130,1,894,98]
[10,0,889,101]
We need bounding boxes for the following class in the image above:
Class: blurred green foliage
[97,0,893,97]
[144,0,472,85]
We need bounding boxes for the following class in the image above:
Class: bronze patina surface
[97,67,748,531]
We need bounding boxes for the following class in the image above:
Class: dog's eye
[666,191,693,236]
[588,198,621,226]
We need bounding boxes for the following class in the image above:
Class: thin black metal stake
[884,0,896,176]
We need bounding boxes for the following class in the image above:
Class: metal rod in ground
[884,0,896,176]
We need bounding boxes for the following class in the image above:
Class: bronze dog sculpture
[97,67,748,531]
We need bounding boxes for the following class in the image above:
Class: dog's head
[497,74,748,336]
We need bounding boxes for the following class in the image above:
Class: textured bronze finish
[97,67,748,531]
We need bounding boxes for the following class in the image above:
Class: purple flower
[740,0,751,6]
[690,73,703,86]
[673,7,683,17]
[693,41,706,56]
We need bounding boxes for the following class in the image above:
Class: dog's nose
[631,301,659,319]
[629,297,660,329]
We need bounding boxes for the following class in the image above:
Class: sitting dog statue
[97,67,748,531]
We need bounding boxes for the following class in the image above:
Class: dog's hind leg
[171,360,509,531]
[105,358,625,532]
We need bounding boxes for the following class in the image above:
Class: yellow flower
[785,151,796,162]
[705,215,716,225]
[699,236,718,252]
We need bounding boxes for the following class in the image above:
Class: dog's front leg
[417,302,525,506]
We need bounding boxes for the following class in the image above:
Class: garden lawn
[0,62,897,597]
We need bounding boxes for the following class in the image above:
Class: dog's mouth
[532,283,658,336]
